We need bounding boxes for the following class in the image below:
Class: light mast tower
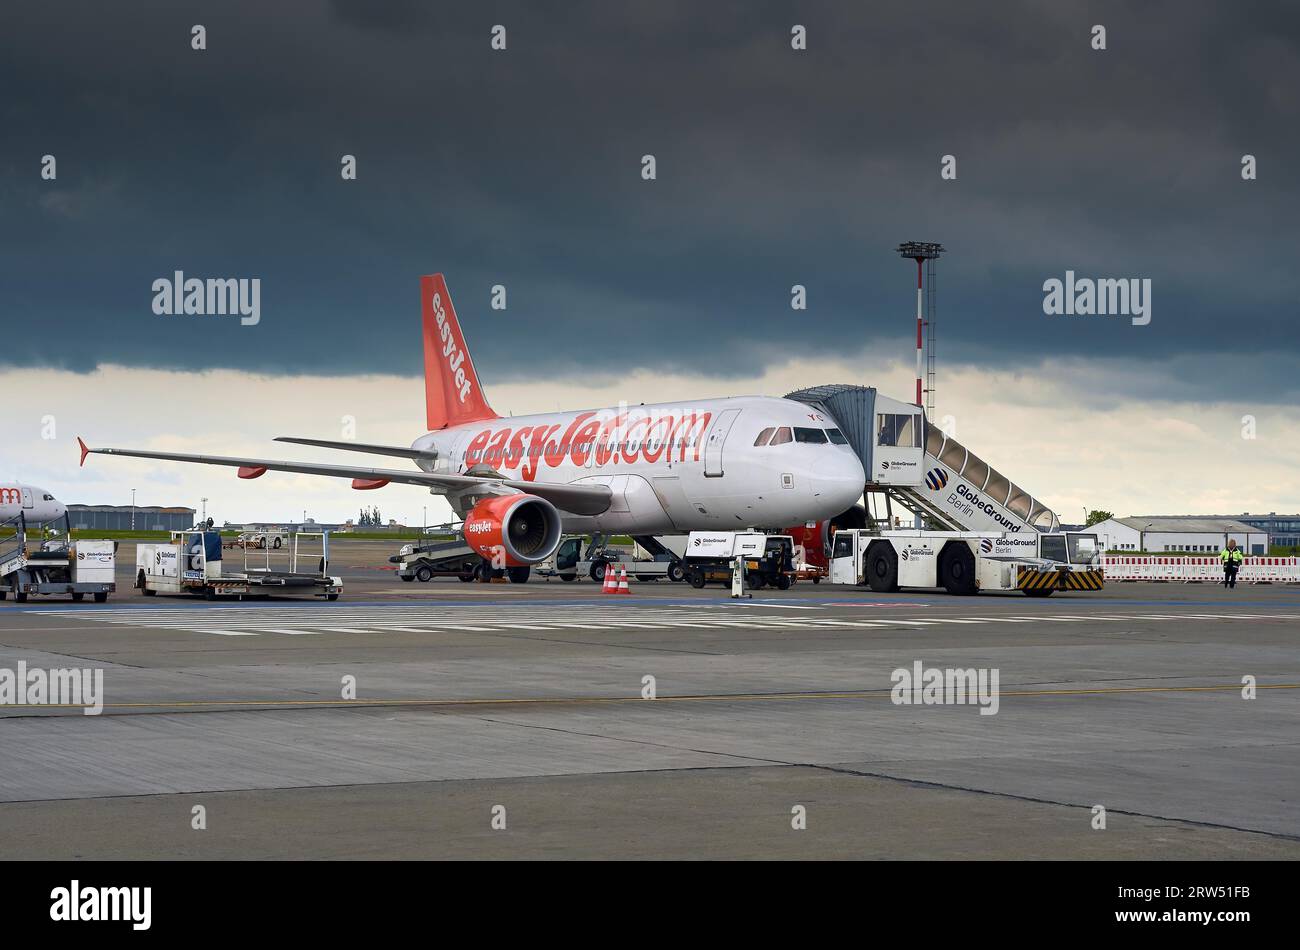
[896,241,944,414]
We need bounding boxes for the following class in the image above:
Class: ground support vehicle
[0,514,117,603]
[830,528,1104,596]
[136,529,341,600]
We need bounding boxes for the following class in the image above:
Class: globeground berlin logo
[925,468,949,490]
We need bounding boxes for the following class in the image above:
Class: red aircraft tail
[420,274,497,430]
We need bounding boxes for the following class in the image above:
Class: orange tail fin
[420,274,497,430]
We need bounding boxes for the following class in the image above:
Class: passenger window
[794,427,828,444]
[754,427,775,447]
[826,429,848,445]
[770,427,792,445]
[832,535,853,559]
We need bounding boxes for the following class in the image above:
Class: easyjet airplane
[0,484,67,525]
[80,274,865,577]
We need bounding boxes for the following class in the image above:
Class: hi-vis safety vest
[1221,548,1243,565]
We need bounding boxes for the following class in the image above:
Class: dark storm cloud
[2,0,1297,399]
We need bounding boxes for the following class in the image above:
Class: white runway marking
[26,604,1300,639]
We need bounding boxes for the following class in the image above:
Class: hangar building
[68,504,196,532]
[1090,516,1269,555]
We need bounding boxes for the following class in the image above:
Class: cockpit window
[770,427,792,445]
[793,427,827,444]
[826,428,848,445]
[753,427,774,447]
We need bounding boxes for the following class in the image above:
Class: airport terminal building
[1232,513,1300,548]
[1091,516,1269,555]
[68,504,196,531]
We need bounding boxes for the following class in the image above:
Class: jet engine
[463,493,563,567]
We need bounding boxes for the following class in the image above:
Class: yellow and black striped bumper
[1017,567,1105,591]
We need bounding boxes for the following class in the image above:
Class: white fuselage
[0,484,67,526]
[411,395,865,535]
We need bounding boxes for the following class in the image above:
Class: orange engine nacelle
[786,505,868,568]
[463,494,563,567]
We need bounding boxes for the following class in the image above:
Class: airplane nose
[818,452,866,508]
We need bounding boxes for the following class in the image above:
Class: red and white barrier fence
[1099,555,1300,583]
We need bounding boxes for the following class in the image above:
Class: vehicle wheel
[667,562,685,583]
[326,593,339,601]
[688,570,706,589]
[15,592,27,603]
[507,566,530,584]
[1022,588,1054,598]
[812,576,821,584]
[142,587,156,596]
[589,561,608,583]
[415,565,433,583]
[400,574,415,583]
[560,573,577,583]
[93,592,108,603]
[204,588,217,601]
[749,575,765,590]
[866,543,899,593]
[939,544,978,595]
[0,590,6,600]
[474,563,488,582]
[776,574,792,591]
[273,537,282,549]
[72,592,85,602]
[458,573,475,583]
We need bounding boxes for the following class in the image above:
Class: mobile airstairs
[786,384,1060,535]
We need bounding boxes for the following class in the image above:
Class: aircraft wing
[77,439,612,516]
[273,436,438,461]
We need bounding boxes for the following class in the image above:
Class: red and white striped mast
[896,242,944,411]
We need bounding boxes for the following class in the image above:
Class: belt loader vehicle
[0,514,117,603]
[830,529,1104,596]
[391,539,486,582]
[136,528,342,600]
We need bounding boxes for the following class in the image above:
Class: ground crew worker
[1220,539,1244,589]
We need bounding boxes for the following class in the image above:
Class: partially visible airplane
[81,274,866,578]
[0,483,68,525]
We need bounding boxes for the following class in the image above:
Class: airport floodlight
[896,241,945,261]
[896,243,945,410]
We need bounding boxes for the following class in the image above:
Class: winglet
[78,437,90,467]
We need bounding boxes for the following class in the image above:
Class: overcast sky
[3,1,1297,521]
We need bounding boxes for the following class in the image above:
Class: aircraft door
[703,408,741,477]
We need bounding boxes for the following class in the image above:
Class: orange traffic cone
[602,565,618,594]
[617,566,631,594]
